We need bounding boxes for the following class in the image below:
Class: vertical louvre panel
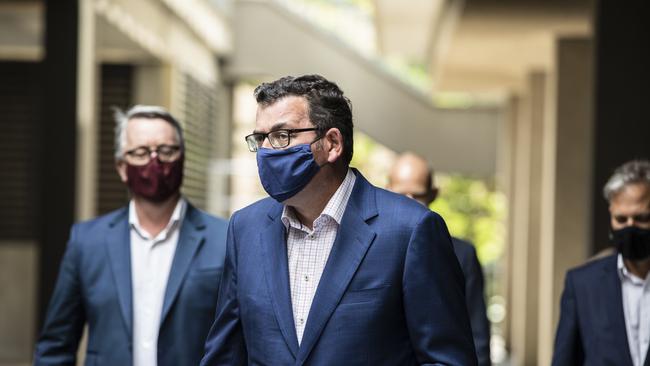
[96,64,133,215]
[179,73,217,210]
[0,62,40,240]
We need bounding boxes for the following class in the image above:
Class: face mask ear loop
[308,133,328,169]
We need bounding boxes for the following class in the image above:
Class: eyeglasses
[124,144,182,165]
[245,128,319,152]
[613,212,650,225]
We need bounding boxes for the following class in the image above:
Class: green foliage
[350,133,374,168]
[430,175,506,265]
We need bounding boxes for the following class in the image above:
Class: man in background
[388,152,491,366]
[553,160,650,366]
[34,105,228,366]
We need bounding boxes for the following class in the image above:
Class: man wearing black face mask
[553,159,650,366]
[34,105,228,366]
[201,75,476,366]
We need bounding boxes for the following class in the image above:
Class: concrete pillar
[496,95,518,359]
[76,0,98,221]
[537,37,593,366]
[509,71,547,366]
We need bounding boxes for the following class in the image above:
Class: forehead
[125,117,177,145]
[609,182,650,212]
[255,95,311,131]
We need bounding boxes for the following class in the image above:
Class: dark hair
[254,74,354,165]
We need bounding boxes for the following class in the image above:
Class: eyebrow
[253,121,294,134]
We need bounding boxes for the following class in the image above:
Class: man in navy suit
[387,152,491,366]
[201,75,476,365]
[553,160,650,366]
[34,105,228,366]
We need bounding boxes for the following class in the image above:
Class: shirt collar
[617,253,648,285]
[281,169,356,231]
[129,197,187,240]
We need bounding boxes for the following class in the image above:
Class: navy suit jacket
[552,254,650,366]
[201,171,477,366]
[452,238,490,366]
[34,202,228,366]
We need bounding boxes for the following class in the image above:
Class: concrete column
[537,37,594,366]
[509,71,547,366]
[497,95,518,359]
[75,0,98,221]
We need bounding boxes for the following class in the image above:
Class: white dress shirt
[618,254,650,366]
[129,198,186,366]
[282,169,356,344]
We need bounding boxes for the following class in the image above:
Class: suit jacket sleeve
[552,271,584,366]
[33,225,86,366]
[403,211,478,366]
[461,245,491,366]
[201,214,248,366]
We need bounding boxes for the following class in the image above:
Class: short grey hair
[114,105,184,161]
[603,159,650,201]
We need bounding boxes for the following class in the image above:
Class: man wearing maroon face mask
[34,105,228,366]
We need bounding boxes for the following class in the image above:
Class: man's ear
[428,187,439,205]
[322,128,344,164]
[116,160,128,183]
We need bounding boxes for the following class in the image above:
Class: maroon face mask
[126,155,184,202]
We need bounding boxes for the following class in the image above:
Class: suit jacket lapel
[160,204,205,324]
[295,171,378,365]
[105,208,133,336]
[602,259,635,366]
[260,204,300,358]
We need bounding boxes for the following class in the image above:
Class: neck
[624,257,650,279]
[288,166,347,230]
[132,192,180,237]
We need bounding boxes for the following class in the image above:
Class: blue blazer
[201,171,477,366]
[34,203,228,366]
[452,238,490,366]
[552,254,650,366]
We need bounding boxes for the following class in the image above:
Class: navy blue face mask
[256,143,321,202]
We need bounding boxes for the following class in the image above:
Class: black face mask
[610,226,650,261]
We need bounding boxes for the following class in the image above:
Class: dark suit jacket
[552,254,650,366]
[201,170,477,366]
[452,238,490,366]
[34,202,228,366]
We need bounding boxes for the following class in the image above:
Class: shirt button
[299,318,305,325]
[304,275,310,282]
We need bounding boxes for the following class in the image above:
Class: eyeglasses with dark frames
[245,128,319,152]
[124,144,182,165]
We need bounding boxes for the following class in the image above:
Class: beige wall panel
[0,242,37,364]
